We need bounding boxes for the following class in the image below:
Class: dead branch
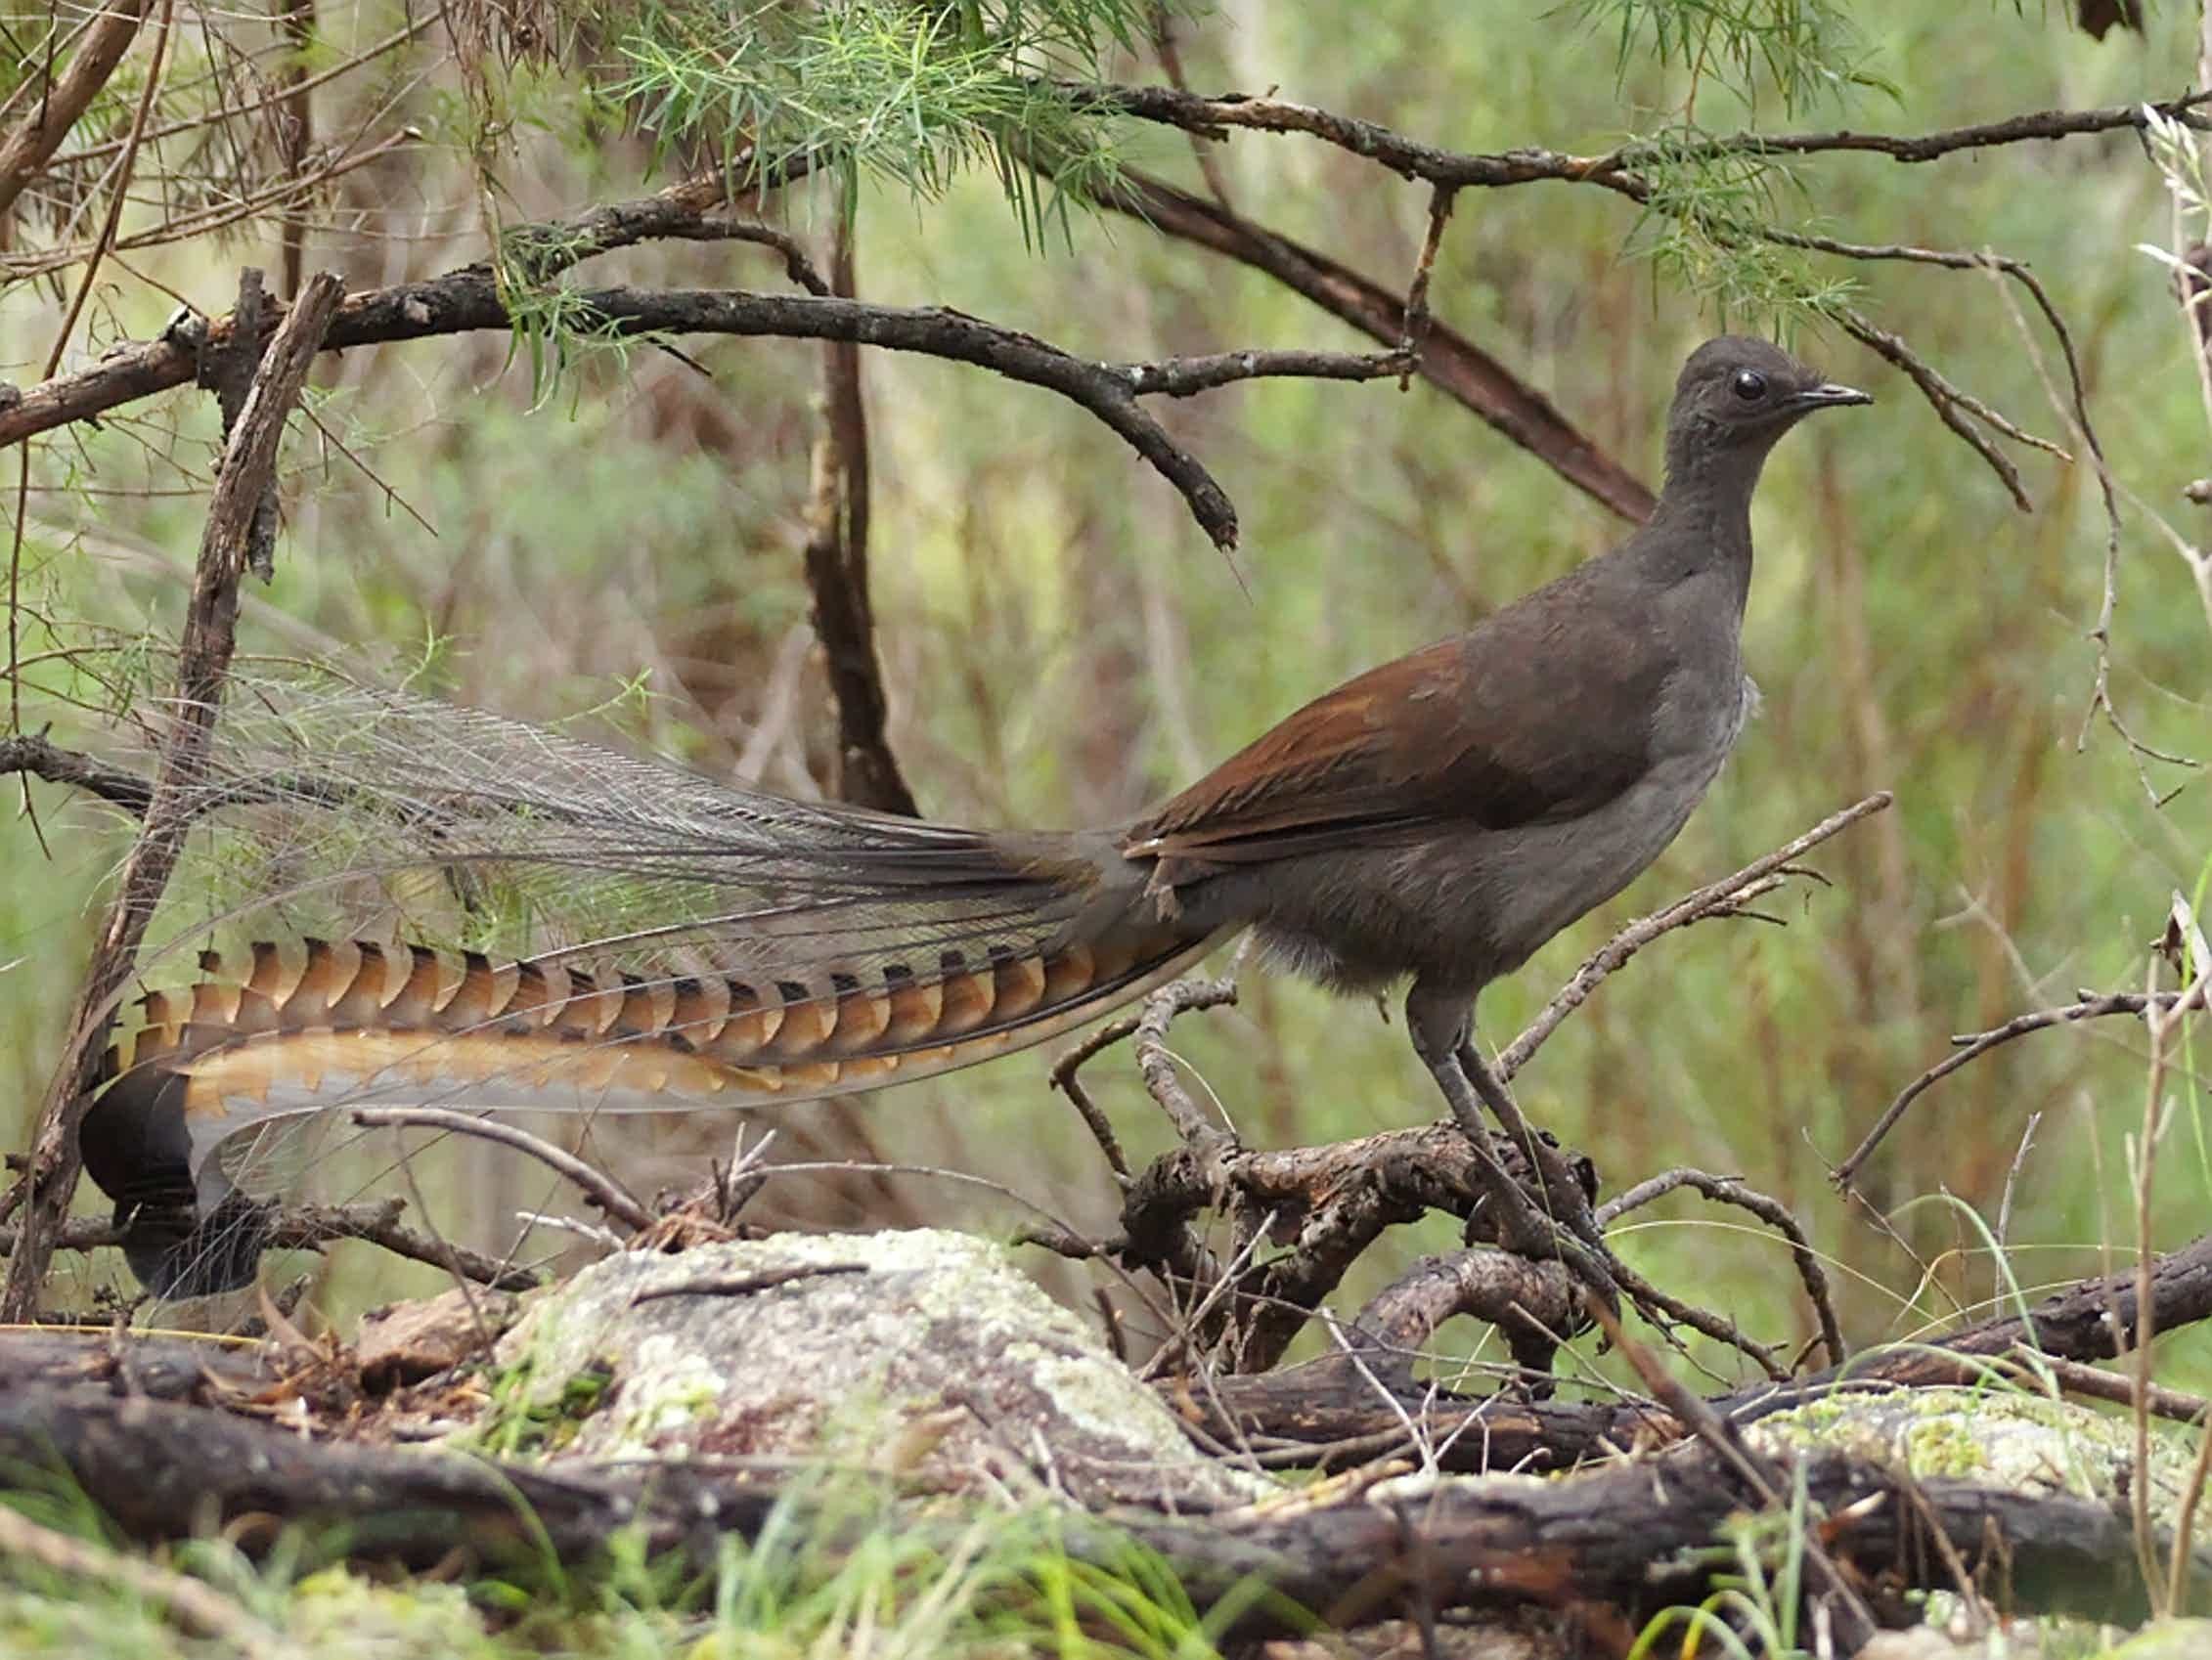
[0,0,151,225]
[800,207,916,815]
[1132,976,1242,1143]
[0,1364,2193,1633]
[0,273,1417,554]
[1,1198,542,1293]
[1069,89,2093,509]
[497,153,822,285]
[1349,1245,1578,1380]
[0,732,155,813]
[1598,1167,1845,1368]
[1079,78,2212,187]
[1498,793,1891,1080]
[262,1200,543,1291]
[1121,1118,1596,1375]
[1866,1227,2212,1373]
[350,1107,653,1234]
[0,269,343,1322]
[1075,163,1657,523]
[1198,1225,2212,1476]
[1835,989,2191,1190]
[1839,310,2033,511]
[1588,1294,1879,1649]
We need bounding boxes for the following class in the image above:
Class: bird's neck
[1629,453,1764,613]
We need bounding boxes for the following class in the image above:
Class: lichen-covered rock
[470,1229,1269,1509]
[1744,1385,2195,1531]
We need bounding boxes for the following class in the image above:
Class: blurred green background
[2,0,2207,1396]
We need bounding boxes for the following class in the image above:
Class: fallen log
[0,1337,2194,1640]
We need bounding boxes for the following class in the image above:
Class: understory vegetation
[2,0,2210,1652]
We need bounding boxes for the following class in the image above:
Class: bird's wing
[1125,594,1672,877]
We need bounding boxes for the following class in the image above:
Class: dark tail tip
[80,1066,267,1294]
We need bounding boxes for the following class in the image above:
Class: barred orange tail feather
[82,923,1217,1294]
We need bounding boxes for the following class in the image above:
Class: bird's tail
[68,668,1207,1292]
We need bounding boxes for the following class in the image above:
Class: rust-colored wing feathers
[1124,584,1673,893]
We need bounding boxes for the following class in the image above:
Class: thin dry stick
[1047,1030,1137,1180]
[350,1107,653,1233]
[0,269,343,1320]
[1834,991,2183,1189]
[1597,1167,1845,1366]
[8,0,172,744]
[1132,978,1241,1144]
[1980,261,2197,800]
[261,1199,543,1290]
[2128,926,2207,1611]
[1498,793,1892,1080]
[2131,961,2175,1606]
[0,0,151,222]
[1396,186,1458,388]
[2007,1351,2209,1426]
[32,0,172,358]
[0,279,1410,553]
[631,1263,867,1305]
[50,16,431,168]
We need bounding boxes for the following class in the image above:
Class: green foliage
[1,1467,1284,1658]
[1624,133,1859,331]
[1565,0,1893,114]
[1626,1464,1814,1659]
[613,0,1150,246]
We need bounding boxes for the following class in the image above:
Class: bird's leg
[1453,1038,1605,1254]
[1404,984,1616,1301]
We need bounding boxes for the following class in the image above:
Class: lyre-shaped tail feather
[62,668,1217,1293]
[82,919,1217,1292]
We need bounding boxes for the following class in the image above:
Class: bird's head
[1663,335,1870,484]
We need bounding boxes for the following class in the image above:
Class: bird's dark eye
[1731,370,1768,402]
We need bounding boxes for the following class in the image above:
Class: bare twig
[801,205,915,815]
[1132,977,1242,1144]
[1499,793,1892,1080]
[496,153,821,284]
[260,1199,543,1290]
[0,269,343,1321]
[1598,1166,1845,1367]
[0,0,150,224]
[1981,259,2203,798]
[2001,1350,2209,1426]
[46,17,432,168]
[0,274,1414,554]
[1148,11,1236,210]
[1078,79,2212,187]
[1047,1026,1139,1180]
[1835,990,2190,1190]
[1396,187,1458,388]
[1118,348,1411,396]
[1075,163,1657,523]
[1838,312,2032,511]
[631,1263,866,1304]
[1067,85,2103,509]
[350,1106,654,1233]
[0,732,155,812]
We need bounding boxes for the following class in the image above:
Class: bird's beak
[1792,382,1872,411]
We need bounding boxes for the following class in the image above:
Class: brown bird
[80,335,1867,1294]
